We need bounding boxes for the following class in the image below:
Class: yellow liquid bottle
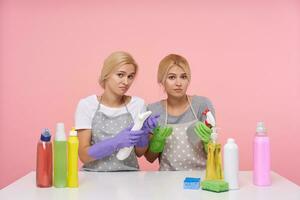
[67,128,79,187]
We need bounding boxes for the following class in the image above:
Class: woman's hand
[142,114,160,130]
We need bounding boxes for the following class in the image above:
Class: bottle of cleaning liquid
[67,128,79,187]
[253,122,271,186]
[224,138,239,190]
[54,123,67,187]
[36,128,53,187]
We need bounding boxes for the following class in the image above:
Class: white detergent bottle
[224,138,239,190]
[116,111,152,160]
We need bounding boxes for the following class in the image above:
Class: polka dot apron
[82,99,139,171]
[160,98,207,171]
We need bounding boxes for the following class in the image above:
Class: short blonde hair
[99,51,138,88]
[157,54,191,84]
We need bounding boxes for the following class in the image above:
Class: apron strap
[97,95,132,120]
[187,96,198,120]
[165,95,198,125]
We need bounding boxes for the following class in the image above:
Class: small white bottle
[224,138,239,190]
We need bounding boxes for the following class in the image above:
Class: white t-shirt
[75,95,146,130]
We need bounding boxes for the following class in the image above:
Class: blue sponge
[183,177,201,190]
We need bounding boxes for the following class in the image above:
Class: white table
[1,171,300,200]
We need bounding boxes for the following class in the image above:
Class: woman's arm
[79,126,146,162]
[77,129,95,164]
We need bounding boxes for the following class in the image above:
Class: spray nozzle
[202,108,216,128]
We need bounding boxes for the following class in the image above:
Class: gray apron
[160,98,207,171]
[82,99,139,171]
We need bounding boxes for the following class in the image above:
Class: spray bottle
[67,128,79,187]
[117,111,152,160]
[54,123,67,187]
[205,127,224,180]
[253,122,271,186]
[224,138,239,189]
[36,128,53,187]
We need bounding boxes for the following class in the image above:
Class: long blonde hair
[99,51,138,88]
[157,54,191,84]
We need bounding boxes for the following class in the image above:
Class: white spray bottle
[116,111,152,160]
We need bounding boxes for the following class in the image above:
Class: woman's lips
[119,87,128,91]
[174,89,183,92]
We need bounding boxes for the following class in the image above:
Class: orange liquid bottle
[36,128,53,187]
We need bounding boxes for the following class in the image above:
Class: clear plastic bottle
[67,128,79,187]
[224,138,239,189]
[54,123,67,187]
[253,122,271,186]
[36,128,53,187]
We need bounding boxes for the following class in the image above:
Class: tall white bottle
[224,138,239,190]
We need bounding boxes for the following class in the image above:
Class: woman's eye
[181,75,188,79]
[128,75,135,80]
[117,73,124,78]
[168,76,176,80]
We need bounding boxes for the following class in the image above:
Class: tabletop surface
[1,171,300,200]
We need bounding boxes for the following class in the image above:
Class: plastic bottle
[36,128,53,187]
[54,123,67,187]
[224,138,239,190]
[67,128,79,187]
[253,122,271,186]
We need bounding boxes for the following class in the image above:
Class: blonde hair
[99,51,138,88]
[157,54,191,84]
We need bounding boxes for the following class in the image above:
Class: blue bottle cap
[41,128,51,142]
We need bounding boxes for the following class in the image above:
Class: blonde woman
[145,54,215,171]
[75,51,158,171]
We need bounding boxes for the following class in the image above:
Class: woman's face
[105,64,136,96]
[164,65,189,98]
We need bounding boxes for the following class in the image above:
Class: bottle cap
[227,138,235,143]
[256,121,267,135]
[55,122,66,141]
[69,127,77,136]
[40,128,51,142]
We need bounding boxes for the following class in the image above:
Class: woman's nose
[123,77,128,85]
[175,78,182,85]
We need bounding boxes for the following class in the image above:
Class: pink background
[1,1,300,188]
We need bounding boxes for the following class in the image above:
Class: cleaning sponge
[201,180,229,193]
[183,177,201,190]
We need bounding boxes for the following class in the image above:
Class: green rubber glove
[194,121,212,153]
[149,126,173,153]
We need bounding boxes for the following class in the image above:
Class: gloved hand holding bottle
[194,121,212,153]
[142,114,160,130]
[149,126,173,153]
[88,125,146,160]
[135,127,151,147]
[194,108,216,153]
[136,114,160,147]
